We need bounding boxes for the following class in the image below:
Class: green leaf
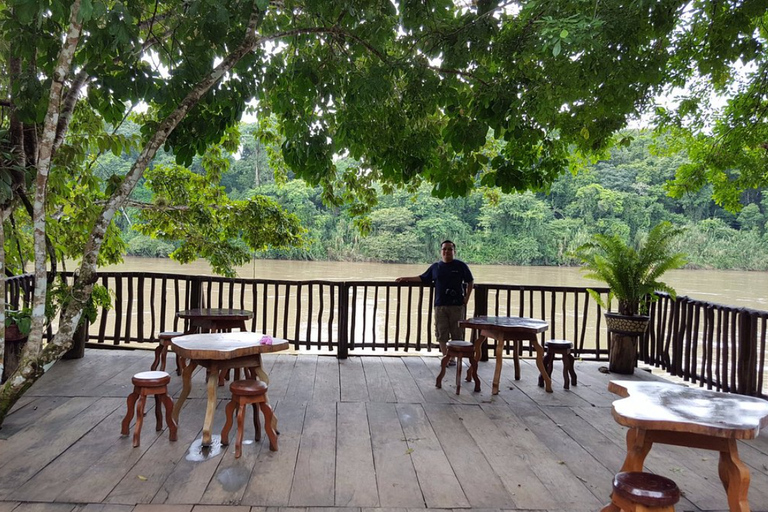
[552,40,561,57]
[560,29,569,38]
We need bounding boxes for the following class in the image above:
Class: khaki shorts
[434,305,467,343]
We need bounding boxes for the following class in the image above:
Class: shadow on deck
[1,350,767,512]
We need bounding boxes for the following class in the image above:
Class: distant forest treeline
[105,124,768,270]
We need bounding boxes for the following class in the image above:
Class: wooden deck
[1,350,768,512]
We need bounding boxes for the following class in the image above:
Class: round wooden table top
[171,331,289,360]
[176,308,253,321]
[609,380,768,439]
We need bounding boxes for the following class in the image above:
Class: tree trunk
[608,332,637,374]
[62,323,87,360]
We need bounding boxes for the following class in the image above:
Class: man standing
[396,240,474,363]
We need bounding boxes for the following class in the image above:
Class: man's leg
[434,306,450,356]
[447,305,467,341]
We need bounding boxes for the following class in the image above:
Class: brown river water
[104,257,768,312]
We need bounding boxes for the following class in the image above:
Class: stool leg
[561,353,570,389]
[175,354,185,376]
[151,345,162,371]
[154,394,164,431]
[470,355,481,392]
[221,398,237,446]
[235,402,246,458]
[159,393,178,441]
[567,352,578,386]
[121,388,140,435]
[539,350,553,387]
[252,402,261,442]
[259,402,278,451]
[436,353,451,389]
[159,341,169,372]
[133,394,148,447]
[454,355,463,395]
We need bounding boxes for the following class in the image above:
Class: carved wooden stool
[601,472,680,512]
[538,339,577,389]
[151,331,185,375]
[121,370,177,447]
[435,340,480,394]
[221,379,278,457]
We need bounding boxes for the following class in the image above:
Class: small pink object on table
[260,335,273,345]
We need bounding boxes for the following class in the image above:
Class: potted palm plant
[574,221,687,374]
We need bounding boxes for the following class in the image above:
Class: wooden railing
[4,272,766,397]
[645,293,768,397]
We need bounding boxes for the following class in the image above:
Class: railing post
[473,285,490,361]
[189,276,203,309]
[737,310,757,395]
[337,282,349,359]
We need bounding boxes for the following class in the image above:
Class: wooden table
[171,331,289,446]
[176,308,253,333]
[459,316,551,394]
[606,380,768,512]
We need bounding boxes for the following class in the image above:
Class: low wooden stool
[436,340,480,394]
[151,331,185,375]
[221,379,278,457]
[601,472,680,511]
[538,339,577,389]
[121,371,177,447]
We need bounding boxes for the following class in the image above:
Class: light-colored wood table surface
[171,331,289,446]
[605,380,768,512]
[459,316,551,394]
[176,308,253,333]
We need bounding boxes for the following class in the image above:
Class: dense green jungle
[108,125,768,270]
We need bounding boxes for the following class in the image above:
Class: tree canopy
[1,0,766,423]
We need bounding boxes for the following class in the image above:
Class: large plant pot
[3,324,28,383]
[605,313,649,374]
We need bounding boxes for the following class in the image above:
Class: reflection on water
[104,257,768,312]
[186,435,224,461]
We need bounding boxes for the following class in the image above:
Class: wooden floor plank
[480,401,602,511]
[0,397,119,497]
[366,402,424,508]
[150,400,230,505]
[12,400,147,503]
[338,357,369,402]
[260,354,297,403]
[361,358,396,403]
[288,401,336,506]
[312,356,340,403]
[381,357,425,404]
[396,403,469,509]
[422,403,515,508]
[241,400,306,506]
[283,356,317,405]
[335,402,379,507]
[106,399,207,505]
[2,351,767,512]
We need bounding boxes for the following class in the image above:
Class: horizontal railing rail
[3,271,766,397]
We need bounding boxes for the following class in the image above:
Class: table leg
[253,354,269,384]
[512,338,521,380]
[202,362,220,446]
[620,427,652,472]
[718,438,751,512]
[173,361,198,423]
[492,337,504,395]
[530,335,552,393]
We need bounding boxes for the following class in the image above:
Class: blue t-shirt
[419,260,474,306]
